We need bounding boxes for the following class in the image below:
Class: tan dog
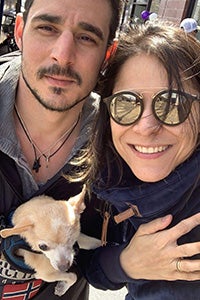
[0,186,101,296]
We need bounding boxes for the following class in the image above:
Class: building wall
[193,0,200,20]
[158,0,188,23]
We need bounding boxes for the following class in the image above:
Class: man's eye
[78,34,96,44]
[37,25,56,33]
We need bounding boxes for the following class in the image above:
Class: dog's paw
[54,274,77,297]
[54,281,69,297]
[78,233,101,249]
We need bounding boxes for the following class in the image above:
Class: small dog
[0,185,101,296]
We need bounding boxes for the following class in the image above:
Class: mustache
[37,64,82,85]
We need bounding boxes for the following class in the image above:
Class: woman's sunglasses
[103,89,200,126]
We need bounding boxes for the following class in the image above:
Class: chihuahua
[0,185,101,296]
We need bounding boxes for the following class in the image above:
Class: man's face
[15,0,112,111]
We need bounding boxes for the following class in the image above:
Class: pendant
[45,156,49,168]
[32,157,41,173]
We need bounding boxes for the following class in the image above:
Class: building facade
[121,0,200,28]
[158,0,200,23]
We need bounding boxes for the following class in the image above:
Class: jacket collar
[94,149,200,218]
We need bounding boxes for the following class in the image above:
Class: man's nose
[50,32,76,65]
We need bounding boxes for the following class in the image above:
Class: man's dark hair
[23,0,122,44]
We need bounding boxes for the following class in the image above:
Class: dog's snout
[58,261,71,272]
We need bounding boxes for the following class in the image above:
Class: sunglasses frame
[103,89,199,126]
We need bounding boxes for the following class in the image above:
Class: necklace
[14,105,80,173]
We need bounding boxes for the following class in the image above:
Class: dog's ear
[0,223,33,238]
[68,185,86,214]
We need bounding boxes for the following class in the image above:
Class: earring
[100,39,118,76]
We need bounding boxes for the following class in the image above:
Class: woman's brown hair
[69,20,200,187]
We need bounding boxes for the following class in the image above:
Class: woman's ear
[14,13,24,50]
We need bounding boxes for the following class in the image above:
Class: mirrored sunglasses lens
[154,91,191,125]
[110,93,142,125]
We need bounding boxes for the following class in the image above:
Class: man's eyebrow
[32,14,62,24]
[31,15,104,41]
[79,22,104,41]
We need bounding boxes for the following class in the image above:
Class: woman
[74,21,200,299]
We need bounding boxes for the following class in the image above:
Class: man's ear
[14,13,24,50]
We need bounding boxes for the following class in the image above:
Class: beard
[21,64,90,112]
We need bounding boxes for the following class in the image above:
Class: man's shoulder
[81,92,100,126]
[84,92,100,112]
[0,50,21,65]
[0,51,21,84]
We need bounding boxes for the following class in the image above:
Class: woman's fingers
[135,214,173,236]
[120,213,200,281]
[168,213,200,241]
[175,258,200,273]
[178,241,200,258]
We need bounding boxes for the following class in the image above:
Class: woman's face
[110,54,199,182]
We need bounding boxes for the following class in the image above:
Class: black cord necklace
[14,105,80,173]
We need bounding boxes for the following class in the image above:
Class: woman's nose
[50,32,76,65]
[132,110,161,135]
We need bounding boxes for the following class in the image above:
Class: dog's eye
[38,243,49,251]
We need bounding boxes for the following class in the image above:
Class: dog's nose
[58,261,71,272]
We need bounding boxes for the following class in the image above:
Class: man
[0,0,122,299]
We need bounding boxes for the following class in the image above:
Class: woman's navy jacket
[83,149,200,300]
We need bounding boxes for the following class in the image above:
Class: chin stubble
[21,68,90,112]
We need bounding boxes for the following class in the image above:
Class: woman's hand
[120,213,200,281]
